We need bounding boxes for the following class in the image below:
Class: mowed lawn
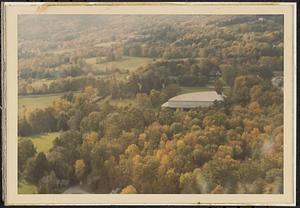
[86,56,153,71]
[47,47,74,55]
[19,94,61,110]
[18,179,38,194]
[18,91,81,110]
[19,132,60,153]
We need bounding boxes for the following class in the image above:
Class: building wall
[166,101,214,108]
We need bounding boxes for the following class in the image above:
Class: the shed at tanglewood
[162,91,224,109]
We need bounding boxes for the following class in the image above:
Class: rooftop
[162,91,224,108]
[170,91,223,102]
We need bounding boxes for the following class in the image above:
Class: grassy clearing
[19,94,61,110]
[19,132,60,153]
[18,91,81,110]
[29,79,54,88]
[86,56,153,71]
[18,179,38,194]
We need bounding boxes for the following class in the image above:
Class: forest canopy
[18,14,283,194]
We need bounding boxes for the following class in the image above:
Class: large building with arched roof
[161,91,224,109]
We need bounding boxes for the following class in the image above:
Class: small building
[161,91,224,109]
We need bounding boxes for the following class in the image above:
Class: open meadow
[18,91,81,110]
[19,132,59,153]
[18,179,38,194]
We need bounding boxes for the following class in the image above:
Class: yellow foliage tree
[211,185,224,194]
[125,144,140,158]
[84,131,98,144]
[74,159,86,181]
[248,101,263,113]
[84,85,95,96]
[121,185,137,194]
[215,145,233,159]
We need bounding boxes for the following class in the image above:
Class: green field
[30,79,54,88]
[19,132,60,153]
[86,56,153,71]
[18,91,81,110]
[18,179,38,194]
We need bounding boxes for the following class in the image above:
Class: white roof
[162,91,224,108]
[169,91,223,102]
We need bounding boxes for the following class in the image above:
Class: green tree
[57,111,69,131]
[38,171,59,194]
[220,64,236,87]
[149,89,161,107]
[170,122,183,135]
[233,75,260,104]
[18,118,32,136]
[136,93,152,108]
[23,152,50,183]
[162,84,180,99]
[214,79,224,95]
[18,139,36,173]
